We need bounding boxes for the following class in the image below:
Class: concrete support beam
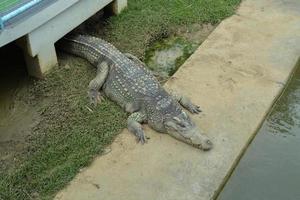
[111,0,127,14]
[24,43,57,78]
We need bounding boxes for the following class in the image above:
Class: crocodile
[59,34,213,151]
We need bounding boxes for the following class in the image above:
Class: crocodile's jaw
[163,112,213,151]
[186,127,213,150]
[166,125,213,151]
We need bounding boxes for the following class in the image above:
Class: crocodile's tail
[58,34,116,66]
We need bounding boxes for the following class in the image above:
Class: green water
[218,63,300,200]
[145,37,198,80]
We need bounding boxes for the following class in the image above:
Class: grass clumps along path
[90,0,240,58]
[0,0,240,199]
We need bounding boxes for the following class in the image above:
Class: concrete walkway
[55,0,300,199]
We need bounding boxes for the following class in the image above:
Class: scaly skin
[60,34,213,151]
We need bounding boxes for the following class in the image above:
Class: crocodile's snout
[191,135,213,151]
[187,126,213,150]
[164,112,213,151]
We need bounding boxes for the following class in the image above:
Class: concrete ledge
[0,0,127,78]
[55,0,300,199]
[0,0,79,48]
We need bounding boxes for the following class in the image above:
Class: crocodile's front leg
[88,61,109,106]
[171,92,202,114]
[127,112,147,144]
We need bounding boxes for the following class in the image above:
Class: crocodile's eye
[178,123,186,128]
[178,121,190,130]
[172,116,188,129]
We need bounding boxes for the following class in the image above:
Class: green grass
[0,0,240,199]
[0,57,127,200]
[90,0,241,58]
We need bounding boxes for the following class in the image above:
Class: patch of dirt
[0,44,38,172]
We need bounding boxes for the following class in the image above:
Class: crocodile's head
[164,111,213,151]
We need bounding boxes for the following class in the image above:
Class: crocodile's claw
[136,129,147,144]
[187,104,202,114]
[88,90,103,106]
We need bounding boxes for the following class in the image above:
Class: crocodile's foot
[127,112,148,145]
[88,90,104,106]
[186,104,202,114]
[171,93,203,114]
[135,129,147,144]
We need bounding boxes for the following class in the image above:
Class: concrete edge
[213,57,300,198]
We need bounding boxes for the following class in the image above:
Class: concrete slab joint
[24,43,58,78]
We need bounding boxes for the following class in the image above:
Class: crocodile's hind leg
[127,112,147,144]
[171,92,202,114]
[88,61,109,106]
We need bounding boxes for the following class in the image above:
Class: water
[145,37,198,80]
[144,24,215,82]
[218,63,300,200]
